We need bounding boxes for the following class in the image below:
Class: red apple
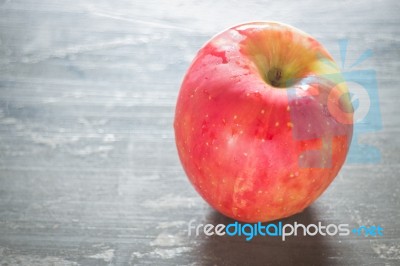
[174,21,353,222]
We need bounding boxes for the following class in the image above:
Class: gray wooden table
[0,0,399,265]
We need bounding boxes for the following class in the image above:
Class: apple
[174,21,353,222]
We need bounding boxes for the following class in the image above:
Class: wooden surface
[0,0,399,265]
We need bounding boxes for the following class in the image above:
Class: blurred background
[0,0,399,265]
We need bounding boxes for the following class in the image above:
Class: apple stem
[267,67,283,87]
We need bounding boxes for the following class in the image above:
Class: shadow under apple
[191,206,331,266]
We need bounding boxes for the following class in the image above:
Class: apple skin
[174,21,353,222]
